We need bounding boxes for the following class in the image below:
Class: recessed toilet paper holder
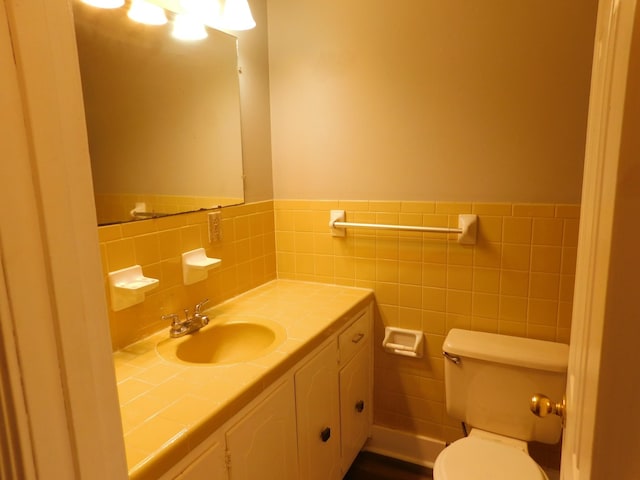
[382,327,424,358]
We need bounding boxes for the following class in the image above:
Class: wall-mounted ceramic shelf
[382,327,424,358]
[182,248,221,285]
[108,265,159,311]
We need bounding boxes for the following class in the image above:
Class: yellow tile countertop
[113,279,374,480]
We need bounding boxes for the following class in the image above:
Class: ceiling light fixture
[221,0,256,31]
[81,0,125,8]
[172,13,208,41]
[128,0,168,25]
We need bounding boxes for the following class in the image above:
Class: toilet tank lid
[443,329,569,372]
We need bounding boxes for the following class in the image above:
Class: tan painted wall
[267,0,598,203]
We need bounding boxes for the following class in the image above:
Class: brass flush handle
[530,393,565,419]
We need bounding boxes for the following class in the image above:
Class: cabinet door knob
[355,400,365,413]
[320,427,331,442]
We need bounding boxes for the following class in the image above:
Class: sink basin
[157,317,286,365]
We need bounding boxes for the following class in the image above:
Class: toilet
[434,328,569,480]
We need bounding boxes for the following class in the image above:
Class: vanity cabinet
[174,434,226,480]
[295,342,341,480]
[226,378,298,480]
[165,302,372,480]
[339,345,371,472]
[295,305,372,479]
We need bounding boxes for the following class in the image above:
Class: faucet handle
[162,313,180,326]
[195,298,210,315]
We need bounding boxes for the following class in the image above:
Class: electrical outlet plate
[208,211,221,242]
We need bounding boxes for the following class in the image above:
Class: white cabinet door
[339,345,371,474]
[174,435,226,480]
[295,342,341,480]
[225,378,298,480]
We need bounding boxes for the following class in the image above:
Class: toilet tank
[442,329,569,444]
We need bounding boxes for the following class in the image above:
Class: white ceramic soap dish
[182,248,221,285]
[108,265,159,311]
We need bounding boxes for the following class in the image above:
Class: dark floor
[344,451,433,480]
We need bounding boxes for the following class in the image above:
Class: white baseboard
[363,424,446,468]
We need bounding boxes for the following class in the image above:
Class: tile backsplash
[99,197,578,456]
[98,201,276,350]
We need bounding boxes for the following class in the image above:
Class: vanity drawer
[338,308,371,365]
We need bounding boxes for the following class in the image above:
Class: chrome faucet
[162,299,210,338]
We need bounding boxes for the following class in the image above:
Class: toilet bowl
[434,329,568,480]
[433,429,549,480]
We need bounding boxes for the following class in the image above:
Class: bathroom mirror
[73,1,245,225]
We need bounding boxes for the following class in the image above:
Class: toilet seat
[433,434,549,480]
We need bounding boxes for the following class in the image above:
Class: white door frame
[561,0,638,478]
[0,0,127,477]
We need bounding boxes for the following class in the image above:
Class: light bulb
[172,13,208,41]
[81,0,124,8]
[128,0,168,25]
[221,0,256,31]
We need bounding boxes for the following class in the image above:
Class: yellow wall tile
[295,232,315,254]
[375,282,399,305]
[400,202,436,213]
[532,218,564,245]
[314,255,334,277]
[423,263,447,288]
[397,237,423,262]
[559,275,575,302]
[106,238,136,271]
[447,243,473,265]
[555,204,580,218]
[423,287,446,312]
[422,311,445,334]
[447,266,473,291]
[435,202,472,214]
[134,234,160,266]
[121,219,156,238]
[498,320,527,337]
[376,236,399,259]
[472,203,512,216]
[473,268,500,293]
[398,261,423,286]
[474,242,501,268]
[479,216,503,243]
[512,204,555,217]
[501,244,531,271]
[369,201,401,213]
[503,217,532,244]
[531,245,562,273]
[447,290,472,315]
[399,285,422,309]
[99,224,123,242]
[376,259,399,283]
[528,299,559,326]
[500,270,530,297]
[471,316,499,333]
[500,296,528,322]
[563,219,580,247]
[529,272,560,300]
[472,293,500,318]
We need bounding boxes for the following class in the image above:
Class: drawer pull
[320,427,331,442]
[351,333,365,344]
[355,400,365,413]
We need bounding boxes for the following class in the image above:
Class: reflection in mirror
[73,0,245,225]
